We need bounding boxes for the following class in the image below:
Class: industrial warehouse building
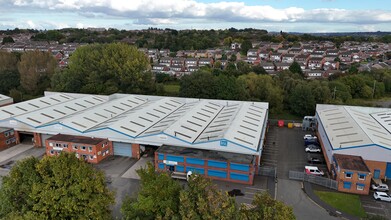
[0,92,268,185]
[0,94,13,107]
[316,104,391,188]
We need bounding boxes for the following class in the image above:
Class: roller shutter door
[113,142,132,157]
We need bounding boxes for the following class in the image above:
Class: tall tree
[179,71,217,98]
[51,43,152,94]
[240,40,252,55]
[0,51,20,95]
[179,175,239,220]
[18,51,57,96]
[1,36,14,44]
[0,153,114,219]
[121,163,181,220]
[289,82,316,116]
[289,61,303,77]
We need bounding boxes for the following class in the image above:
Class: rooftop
[47,134,106,145]
[333,154,370,172]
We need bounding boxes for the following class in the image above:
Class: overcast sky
[1,0,391,32]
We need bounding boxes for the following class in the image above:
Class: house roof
[47,134,106,145]
[333,154,370,172]
[0,93,268,155]
[317,104,391,150]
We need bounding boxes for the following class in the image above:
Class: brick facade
[0,129,17,150]
[132,144,141,159]
[364,159,387,180]
[45,134,113,164]
[335,168,371,195]
[33,132,42,147]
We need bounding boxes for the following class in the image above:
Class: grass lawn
[314,190,367,218]
[163,83,180,96]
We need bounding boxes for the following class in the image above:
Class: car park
[373,192,391,202]
[304,139,319,146]
[307,154,325,164]
[372,183,389,192]
[304,134,317,140]
[305,166,324,176]
[305,145,321,153]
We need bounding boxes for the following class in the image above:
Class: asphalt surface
[265,126,338,220]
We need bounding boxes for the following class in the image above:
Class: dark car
[228,189,244,197]
[304,139,319,146]
[307,154,325,164]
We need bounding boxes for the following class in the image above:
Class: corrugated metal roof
[0,93,73,121]
[317,104,391,150]
[61,95,148,132]
[14,95,105,127]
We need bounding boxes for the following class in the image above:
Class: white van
[305,166,324,176]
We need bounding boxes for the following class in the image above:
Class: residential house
[159,57,172,66]
[302,46,315,54]
[275,63,290,71]
[310,52,324,58]
[269,43,282,51]
[323,61,340,70]
[288,48,302,55]
[247,49,259,57]
[171,58,185,66]
[152,64,170,73]
[332,154,371,195]
[246,56,259,64]
[270,52,282,62]
[231,43,241,50]
[185,58,199,67]
[282,54,295,63]
[324,55,338,62]
[277,47,289,54]
[188,66,200,72]
[195,50,208,58]
[259,50,271,61]
[295,54,309,66]
[199,58,214,67]
[259,62,275,73]
[351,51,363,63]
[184,50,196,58]
[326,49,339,56]
[304,69,324,79]
[170,64,185,72]
[308,57,325,69]
[159,49,170,57]
[339,51,352,63]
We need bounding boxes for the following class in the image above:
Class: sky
[1,0,391,32]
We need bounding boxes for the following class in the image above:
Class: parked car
[372,183,389,192]
[305,166,324,176]
[305,145,321,153]
[373,191,391,202]
[304,134,317,140]
[307,154,325,164]
[304,139,319,146]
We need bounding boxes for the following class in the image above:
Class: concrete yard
[0,144,34,164]
[121,156,154,179]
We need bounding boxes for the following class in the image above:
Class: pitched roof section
[14,95,105,127]
[110,97,185,137]
[61,95,148,132]
[317,104,391,150]
[0,93,73,121]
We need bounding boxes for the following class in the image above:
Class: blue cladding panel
[230,163,249,172]
[208,160,227,169]
[186,158,205,166]
[386,163,391,179]
[186,167,205,175]
[343,181,351,189]
[176,166,184,172]
[208,170,227,178]
[158,163,165,170]
[166,155,184,163]
[158,154,164,160]
[230,172,249,182]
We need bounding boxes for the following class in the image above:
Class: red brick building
[45,134,113,164]
[332,154,372,195]
[0,128,17,150]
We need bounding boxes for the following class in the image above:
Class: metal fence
[258,166,276,178]
[289,170,338,190]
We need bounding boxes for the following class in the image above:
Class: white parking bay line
[363,205,384,210]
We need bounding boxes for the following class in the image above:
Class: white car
[305,145,321,153]
[373,192,391,202]
[304,134,317,140]
[305,166,324,176]
[371,183,389,192]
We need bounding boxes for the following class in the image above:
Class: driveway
[266,126,338,220]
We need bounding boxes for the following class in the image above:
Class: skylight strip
[27,117,41,124]
[64,106,77,112]
[147,112,160,118]
[2,110,14,115]
[112,105,125,111]
[94,112,108,119]
[40,100,50,105]
[104,109,117,115]
[201,108,214,114]
[72,121,87,128]
[205,104,218,111]
[28,103,40,108]
[159,105,172,111]
[120,102,132,108]
[50,97,61,102]
[59,95,71,99]
[139,116,153,123]
[197,112,211,118]
[237,130,255,138]
[120,126,136,133]
[83,117,98,123]
[41,113,55,119]
[130,121,145,128]
[234,137,253,145]
[75,103,87,108]
[15,106,28,112]
[84,100,95,105]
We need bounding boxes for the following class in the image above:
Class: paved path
[121,157,153,179]
[0,144,34,164]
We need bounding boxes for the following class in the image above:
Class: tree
[179,71,217,98]
[51,43,152,94]
[215,74,247,100]
[240,40,252,55]
[18,51,57,96]
[289,83,316,116]
[179,175,239,220]
[2,36,14,44]
[0,51,20,95]
[252,65,267,75]
[0,153,114,219]
[121,163,181,220]
[289,61,303,77]
[239,192,295,220]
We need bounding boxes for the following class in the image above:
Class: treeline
[2,28,391,50]
[1,43,391,117]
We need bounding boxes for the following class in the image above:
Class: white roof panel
[110,97,185,137]
[14,95,105,127]
[61,95,148,132]
[0,93,73,121]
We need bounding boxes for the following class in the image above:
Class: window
[81,146,86,151]
[357,183,365,191]
[358,173,366,181]
[63,144,68,148]
[89,155,94,160]
[345,172,353,179]
[4,132,9,137]
[88,146,93,152]
[50,150,54,155]
[6,140,10,145]
[343,181,351,189]
[56,143,60,147]
[73,145,78,150]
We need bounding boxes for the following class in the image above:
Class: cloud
[3,0,391,26]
